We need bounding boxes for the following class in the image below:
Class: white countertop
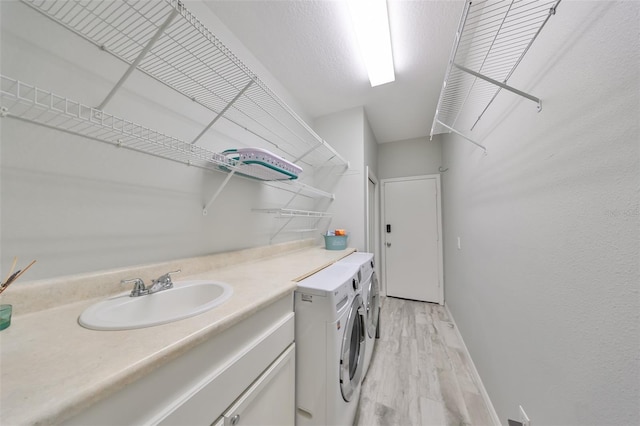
[0,241,355,425]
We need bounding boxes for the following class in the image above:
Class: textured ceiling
[204,0,464,144]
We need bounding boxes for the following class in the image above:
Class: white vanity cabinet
[63,295,294,426]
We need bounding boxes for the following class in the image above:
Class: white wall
[377,136,442,179]
[314,106,379,251]
[441,2,639,425]
[0,1,320,280]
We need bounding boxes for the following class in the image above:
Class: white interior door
[383,176,442,304]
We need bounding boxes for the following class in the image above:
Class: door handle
[386,242,391,247]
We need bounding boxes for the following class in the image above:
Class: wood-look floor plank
[463,391,495,426]
[356,296,494,426]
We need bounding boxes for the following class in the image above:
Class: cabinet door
[223,344,295,426]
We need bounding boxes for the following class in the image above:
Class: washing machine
[295,262,366,426]
[337,252,379,378]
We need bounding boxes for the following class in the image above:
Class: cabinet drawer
[222,344,295,426]
[158,313,294,425]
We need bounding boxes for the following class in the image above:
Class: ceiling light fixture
[346,0,395,87]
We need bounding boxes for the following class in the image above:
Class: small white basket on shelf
[218,147,302,181]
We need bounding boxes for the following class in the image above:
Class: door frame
[365,166,380,276]
[380,174,444,304]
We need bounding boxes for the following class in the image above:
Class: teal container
[0,304,12,331]
[324,235,348,250]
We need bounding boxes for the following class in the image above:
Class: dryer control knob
[230,414,240,425]
[352,278,358,291]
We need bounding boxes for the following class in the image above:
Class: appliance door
[366,272,380,339]
[339,294,366,402]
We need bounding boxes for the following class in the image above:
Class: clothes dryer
[337,252,379,378]
[295,263,366,426]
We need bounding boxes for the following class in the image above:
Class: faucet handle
[121,278,147,297]
[159,269,181,283]
[166,269,181,278]
[151,269,181,289]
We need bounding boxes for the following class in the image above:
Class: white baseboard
[444,303,501,426]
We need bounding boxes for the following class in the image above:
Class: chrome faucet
[148,269,181,294]
[121,278,148,297]
[121,269,181,297]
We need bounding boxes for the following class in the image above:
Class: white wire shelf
[20,0,348,170]
[247,181,333,201]
[430,0,561,151]
[0,75,216,168]
[0,75,335,206]
[252,208,331,242]
[252,208,333,218]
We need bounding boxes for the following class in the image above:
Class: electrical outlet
[519,405,531,426]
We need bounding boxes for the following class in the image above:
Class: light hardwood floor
[355,296,495,426]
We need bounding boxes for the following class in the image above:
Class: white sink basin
[79,280,233,331]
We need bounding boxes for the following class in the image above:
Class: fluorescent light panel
[347,0,395,87]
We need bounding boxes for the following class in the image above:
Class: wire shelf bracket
[191,80,254,146]
[202,169,236,216]
[452,63,541,110]
[97,7,179,111]
[430,0,562,151]
[435,119,487,154]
